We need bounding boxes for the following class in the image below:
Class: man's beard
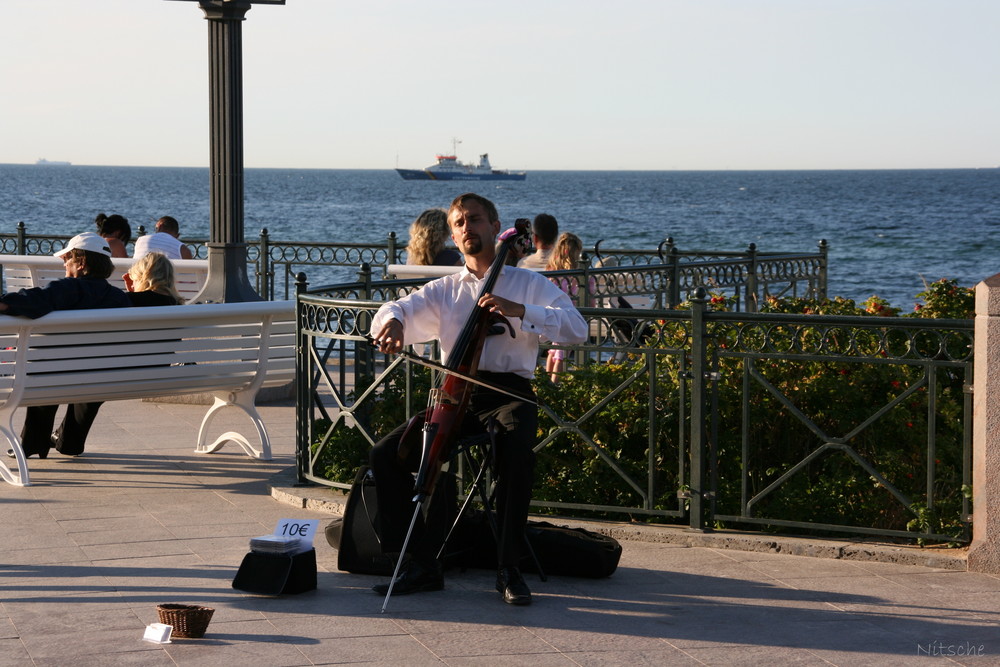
[462,237,484,255]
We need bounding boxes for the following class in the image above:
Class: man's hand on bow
[373,318,404,354]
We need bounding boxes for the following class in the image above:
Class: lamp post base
[191,244,261,303]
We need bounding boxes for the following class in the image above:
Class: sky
[2,0,998,171]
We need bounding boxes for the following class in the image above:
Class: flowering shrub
[761,294,865,316]
[911,278,975,319]
[862,295,901,317]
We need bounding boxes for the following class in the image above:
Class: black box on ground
[232,548,317,595]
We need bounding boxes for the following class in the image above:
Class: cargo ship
[396,152,526,181]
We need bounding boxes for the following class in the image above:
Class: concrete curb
[269,469,968,572]
[141,382,295,405]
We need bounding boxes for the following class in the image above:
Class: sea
[2,163,998,309]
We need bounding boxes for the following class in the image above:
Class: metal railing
[318,248,826,314]
[2,224,827,306]
[296,287,972,544]
[0,224,398,301]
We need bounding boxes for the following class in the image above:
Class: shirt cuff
[520,303,545,334]
[372,303,404,336]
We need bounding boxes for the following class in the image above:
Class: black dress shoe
[496,566,531,605]
[6,446,48,460]
[52,433,82,457]
[372,559,444,596]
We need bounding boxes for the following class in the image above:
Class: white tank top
[133,232,184,260]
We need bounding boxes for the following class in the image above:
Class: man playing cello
[369,192,588,605]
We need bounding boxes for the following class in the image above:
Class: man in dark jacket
[0,232,130,318]
[2,232,131,458]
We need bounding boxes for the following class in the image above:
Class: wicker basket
[156,604,215,639]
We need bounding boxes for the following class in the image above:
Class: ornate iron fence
[319,250,825,314]
[0,224,398,300]
[296,287,972,544]
[2,224,827,306]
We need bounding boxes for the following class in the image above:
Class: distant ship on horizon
[395,141,525,181]
[35,158,71,166]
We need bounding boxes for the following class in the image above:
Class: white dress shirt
[371,265,588,379]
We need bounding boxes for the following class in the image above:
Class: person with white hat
[0,232,131,319]
[1,232,131,459]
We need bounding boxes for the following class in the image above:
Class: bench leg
[0,414,31,487]
[195,393,272,460]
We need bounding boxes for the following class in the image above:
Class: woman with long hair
[406,208,462,266]
[545,232,583,273]
[545,232,588,383]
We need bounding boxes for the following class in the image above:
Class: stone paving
[1,398,999,666]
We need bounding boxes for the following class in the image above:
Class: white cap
[54,232,113,258]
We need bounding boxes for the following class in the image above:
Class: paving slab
[0,398,998,666]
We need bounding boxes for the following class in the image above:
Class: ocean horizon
[2,163,997,309]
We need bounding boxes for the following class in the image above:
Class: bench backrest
[0,255,209,302]
[0,301,295,408]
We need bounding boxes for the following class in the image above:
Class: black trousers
[21,403,104,456]
[369,371,536,569]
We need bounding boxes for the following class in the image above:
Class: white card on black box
[273,519,319,554]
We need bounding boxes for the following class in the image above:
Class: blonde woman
[405,208,462,266]
[545,232,589,383]
[125,252,184,306]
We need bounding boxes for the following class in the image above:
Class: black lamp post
[168,0,286,303]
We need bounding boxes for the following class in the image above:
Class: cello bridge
[429,388,459,406]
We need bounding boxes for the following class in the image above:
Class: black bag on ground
[448,511,622,578]
[525,521,622,578]
[326,465,458,576]
[326,466,394,576]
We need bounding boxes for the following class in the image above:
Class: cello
[379,219,530,611]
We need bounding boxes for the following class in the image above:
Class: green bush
[911,278,976,319]
[311,365,432,483]
[533,358,682,516]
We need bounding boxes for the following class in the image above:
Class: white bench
[0,255,209,302]
[0,300,295,487]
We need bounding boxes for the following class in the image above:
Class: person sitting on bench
[1,233,131,459]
